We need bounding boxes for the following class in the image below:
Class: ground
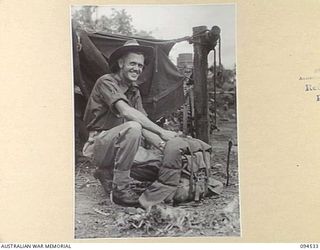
[74,111,239,239]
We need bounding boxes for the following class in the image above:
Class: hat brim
[109,45,154,73]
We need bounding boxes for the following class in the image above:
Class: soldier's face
[118,52,145,83]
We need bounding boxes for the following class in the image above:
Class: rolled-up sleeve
[96,78,129,115]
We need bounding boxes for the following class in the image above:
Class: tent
[72,26,185,121]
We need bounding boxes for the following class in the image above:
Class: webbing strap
[184,139,210,201]
[202,149,210,197]
[188,146,195,199]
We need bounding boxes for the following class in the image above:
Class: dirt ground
[74,113,240,239]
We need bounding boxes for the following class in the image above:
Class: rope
[138,29,209,45]
[89,28,210,46]
[155,45,158,72]
[213,49,218,129]
[218,37,222,67]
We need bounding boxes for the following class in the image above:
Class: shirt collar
[113,73,139,93]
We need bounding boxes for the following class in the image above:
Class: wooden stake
[226,140,233,186]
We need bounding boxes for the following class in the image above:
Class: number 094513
[300,244,319,249]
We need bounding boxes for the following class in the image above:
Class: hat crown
[123,39,140,47]
[109,38,153,72]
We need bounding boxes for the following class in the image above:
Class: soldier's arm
[114,100,176,141]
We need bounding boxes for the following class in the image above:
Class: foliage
[72,6,97,31]
[72,6,154,38]
[109,9,134,36]
[208,64,236,89]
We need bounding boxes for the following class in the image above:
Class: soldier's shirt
[84,73,147,131]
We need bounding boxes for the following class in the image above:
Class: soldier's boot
[110,170,141,207]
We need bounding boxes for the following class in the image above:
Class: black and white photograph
[72,4,239,238]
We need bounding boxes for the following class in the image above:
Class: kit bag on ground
[138,136,223,208]
[172,137,223,204]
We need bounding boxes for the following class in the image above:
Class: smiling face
[118,52,145,83]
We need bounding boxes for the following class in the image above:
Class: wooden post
[193,26,210,143]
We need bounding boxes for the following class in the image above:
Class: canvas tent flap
[75,29,185,120]
[72,23,90,99]
[78,30,110,92]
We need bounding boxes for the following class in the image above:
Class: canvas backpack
[137,136,224,208]
[172,137,223,204]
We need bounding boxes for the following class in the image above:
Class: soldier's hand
[160,130,178,141]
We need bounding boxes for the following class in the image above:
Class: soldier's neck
[117,72,135,87]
